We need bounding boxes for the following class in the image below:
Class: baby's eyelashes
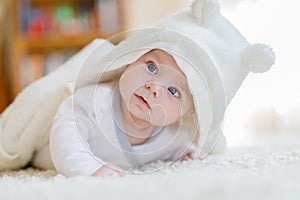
[168,87,180,98]
[147,62,158,75]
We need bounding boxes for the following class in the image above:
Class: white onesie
[50,82,195,176]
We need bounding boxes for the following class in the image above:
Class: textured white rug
[1,144,300,200]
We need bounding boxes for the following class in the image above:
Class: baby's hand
[181,149,203,161]
[92,163,125,177]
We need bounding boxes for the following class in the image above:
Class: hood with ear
[76,0,275,157]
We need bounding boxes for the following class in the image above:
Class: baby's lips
[135,93,151,109]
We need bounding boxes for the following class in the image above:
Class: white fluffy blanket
[1,144,299,200]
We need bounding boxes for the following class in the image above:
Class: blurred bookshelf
[0,0,10,112]
[8,0,124,98]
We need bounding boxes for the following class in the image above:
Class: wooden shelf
[18,31,117,51]
[7,0,124,98]
[29,0,96,8]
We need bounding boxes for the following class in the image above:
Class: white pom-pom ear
[241,44,276,73]
[191,0,220,23]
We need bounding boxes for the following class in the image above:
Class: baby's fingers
[181,152,195,161]
[112,168,125,177]
[189,151,201,159]
[181,154,191,161]
[181,150,203,161]
[92,163,125,177]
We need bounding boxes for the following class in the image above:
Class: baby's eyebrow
[145,54,160,64]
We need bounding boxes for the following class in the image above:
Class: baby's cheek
[161,101,182,124]
[150,104,168,125]
[149,96,182,126]
[167,104,182,121]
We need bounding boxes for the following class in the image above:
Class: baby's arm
[50,92,123,177]
[50,100,103,176]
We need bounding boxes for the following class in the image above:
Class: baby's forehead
[143,49,187,78]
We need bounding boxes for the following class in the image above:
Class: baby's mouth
[134,94,151,109]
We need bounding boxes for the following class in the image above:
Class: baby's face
[119,49,195,126]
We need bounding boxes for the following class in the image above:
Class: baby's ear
[191,0,220,24]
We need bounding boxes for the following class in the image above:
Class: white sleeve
[49,88,105,177]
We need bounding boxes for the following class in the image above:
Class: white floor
[1,142,300,200]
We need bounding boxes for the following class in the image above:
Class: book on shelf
[19,0,121,39]
[20,50,77,87]
[96,0,121,33]
[16,0,123,90]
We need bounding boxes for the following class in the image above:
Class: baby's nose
[145,82,163,98]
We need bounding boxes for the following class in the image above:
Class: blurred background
[0,0,299,147]
[0,0,189,112]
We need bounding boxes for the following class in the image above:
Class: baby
[0,0,275,175]
[50,49,200,177]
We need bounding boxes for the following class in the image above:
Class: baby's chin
[129,111,169,127]
[149,116,179,127]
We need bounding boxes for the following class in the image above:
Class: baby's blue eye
[168,87,180,98]
[147,63,157,75]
